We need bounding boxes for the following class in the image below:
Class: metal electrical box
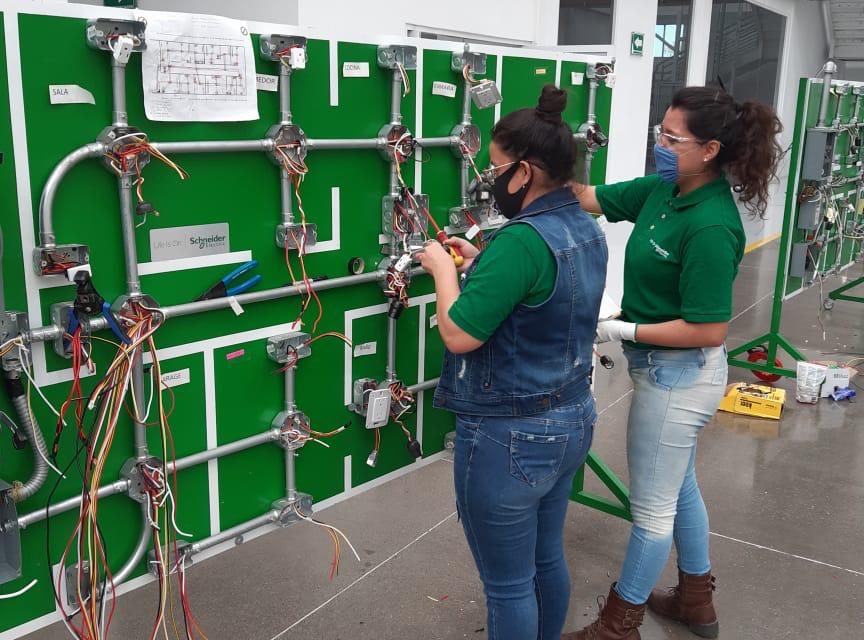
[801,129,837,181]
[0,481,22,584]
[797,197,822,230]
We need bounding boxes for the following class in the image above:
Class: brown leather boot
[647,569,719,638]
[561,584,644,640]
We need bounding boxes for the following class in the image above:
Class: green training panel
[728,70,864,379]
[0,3,615,634]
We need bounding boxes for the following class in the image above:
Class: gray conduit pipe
[26,268,425,344]
[189,510,279,556]
[111,503,150,585]
[10,429,280,531]
[5,374,49,502]
[38,143,105,249]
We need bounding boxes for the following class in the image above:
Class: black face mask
[492,162,531,219]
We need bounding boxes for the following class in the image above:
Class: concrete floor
[24,243,864,639]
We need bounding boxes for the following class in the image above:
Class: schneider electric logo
[190,234,227,251]
[150,223,231,261]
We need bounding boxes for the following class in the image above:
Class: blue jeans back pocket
[509,431,570,487]
[649,365,701,391]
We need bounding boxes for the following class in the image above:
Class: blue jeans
[615,346,728,605]
[453,394,595,640]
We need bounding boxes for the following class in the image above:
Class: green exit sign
[103,0,136,7]
[631,32,645,56]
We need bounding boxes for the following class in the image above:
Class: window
[558,0,614,46]
[646,0,693,174]
[706,0,786,107]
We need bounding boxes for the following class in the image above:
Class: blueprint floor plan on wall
[139,11,259,121]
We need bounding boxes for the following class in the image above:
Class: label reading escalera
[150,223,230,261]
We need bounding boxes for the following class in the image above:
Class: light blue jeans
[453,392,596,640]
[614,345,727,605]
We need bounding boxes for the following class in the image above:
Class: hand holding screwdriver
[442,236,480,272]
[436,230,464,267]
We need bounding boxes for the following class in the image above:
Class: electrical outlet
[289,48,307,70]
[366,388,392,428]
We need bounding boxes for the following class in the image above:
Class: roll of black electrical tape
[348,257,365,275]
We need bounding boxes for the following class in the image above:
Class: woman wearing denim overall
[417,85,607,640]
[562,87,783,640]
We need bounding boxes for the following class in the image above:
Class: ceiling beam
[834,44,864,61]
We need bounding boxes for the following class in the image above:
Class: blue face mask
[653,143,679,183]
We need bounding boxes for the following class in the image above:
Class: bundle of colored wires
[290,504,361,581]
[397,62,411,97]
[53,327,95,459]
[104,133,188,221]
[384,267,410,307]
[39,252,83,275]
[388,381,415,442]
[462,64,482,85]
[51,302,206,640]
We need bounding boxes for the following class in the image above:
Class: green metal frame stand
[827,274,864,307]
[571,450,631,521]
[728,223,806,379]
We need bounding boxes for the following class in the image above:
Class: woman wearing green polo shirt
[562,87,783,640]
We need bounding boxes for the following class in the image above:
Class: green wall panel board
[501,56,556,115]
[419,49,498,230]
[0,12,27,314]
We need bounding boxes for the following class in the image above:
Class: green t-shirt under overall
[596,175,745,347]
[449,224,556,342]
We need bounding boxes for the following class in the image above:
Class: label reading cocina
[150,223,230,261]
[343,62,370,78]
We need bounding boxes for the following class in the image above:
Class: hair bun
[536,85,567,122]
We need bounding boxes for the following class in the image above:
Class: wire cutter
[196,260,262,301]
[65,271,131,346]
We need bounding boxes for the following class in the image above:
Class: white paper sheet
[138,11,258,122]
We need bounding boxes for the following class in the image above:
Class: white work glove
[595,320,637,344]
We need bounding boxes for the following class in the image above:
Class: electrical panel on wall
[0,2,614,634]
[784,64,864,298]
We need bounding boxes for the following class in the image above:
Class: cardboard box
[719,383,786,420]
[819,366,853,398]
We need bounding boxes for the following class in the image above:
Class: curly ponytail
[670,87,783,218]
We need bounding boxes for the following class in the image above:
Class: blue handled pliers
[196,260,262,301]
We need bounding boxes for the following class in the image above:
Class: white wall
[298,0,541,44]
[600,0,659,304]
[71,0,299,23]
[685,0,828,244]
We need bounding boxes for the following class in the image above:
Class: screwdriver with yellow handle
[421,205,464,267]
